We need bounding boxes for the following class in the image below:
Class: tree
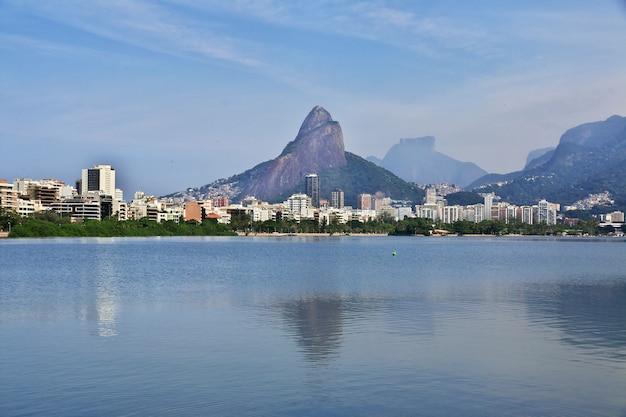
[229,212,251,233]
[378,211,395,224]
[577,218,599,236]
[0,207,21,234]
[452,220,476,235]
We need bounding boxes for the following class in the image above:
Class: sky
[2,1,626,197]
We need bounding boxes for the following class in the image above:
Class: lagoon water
[1,236,625,416]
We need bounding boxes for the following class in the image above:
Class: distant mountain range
[469,115,626,206]
[366,136,487,188]
[524,147,555,170]
[166,108,625,209]
[166,106,423,207]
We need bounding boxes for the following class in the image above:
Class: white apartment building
[49,198,101,221]
[505,205,518,223]
[113,199,128,221]
[416,205,438,221]
[521,206,534,224]
[395,206,413,221]
[250,206,271,222]
[352,209,377,223]
[82,164,116,196]
[467,204,486,223]
[538,199,558,225]
[284,193,313,220]
[442,205,461,224]
[482,193,495,221]
[607,211,624,223]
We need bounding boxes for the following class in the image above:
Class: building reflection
[95,284,119,337]
[281,297,344,364]
[77,245,121,338]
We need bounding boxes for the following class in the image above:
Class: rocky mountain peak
[228,106,348,201]
[398,136,436,150]
[297,105,334,137]
[559,114,626,147]
[368,136,487,188]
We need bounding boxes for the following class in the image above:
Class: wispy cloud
[341,2,489,52]
[5,0,263,67]
[166,0,493,58]
[0,33,150,68]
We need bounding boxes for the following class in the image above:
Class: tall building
[81,164,115,196]
[424,187,437,205]
[481,193,495,221]
[538,199,558,225]
[442,205,460,223]
[330,189,344,209]
[522,206,534,224]
[305,174,320,208]
[357,193,372,210]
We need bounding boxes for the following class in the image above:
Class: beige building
[357,193,372,210]
[0,179,19,212]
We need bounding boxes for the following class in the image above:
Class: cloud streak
[7,0,263,67]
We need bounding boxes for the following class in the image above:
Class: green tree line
[1,209,235,238]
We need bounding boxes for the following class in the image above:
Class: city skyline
[2,1,626,196]
[2,166,624,232]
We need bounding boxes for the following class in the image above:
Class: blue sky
[2,1,626,196]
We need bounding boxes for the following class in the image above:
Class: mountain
[470,115,626,206]
[366,136,488,187]
[234,105,347,201]
[524,147,555,170]
[166,106,424,207]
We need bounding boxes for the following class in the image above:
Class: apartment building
[0,180,19,212]
[81,164,116,196]
[305,174,320,208]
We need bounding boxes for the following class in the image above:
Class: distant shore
[234,232,624,239]
[236,232,389,237]
[2,229,622,239]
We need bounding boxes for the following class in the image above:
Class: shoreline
[2,232,622,240]
[236,232,389,237]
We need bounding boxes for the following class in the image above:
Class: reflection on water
[73,246,121,337]
[94,247,120,337]
[281,297,344,364]
[523,282,626,361]
[95,286,119,337]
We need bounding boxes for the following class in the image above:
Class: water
[1,236,625,416]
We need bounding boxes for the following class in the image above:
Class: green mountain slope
[472,115,626,206]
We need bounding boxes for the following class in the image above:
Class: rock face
[469,114,626,205]
[524,147,555,170]
[367,136,487,187]
[166,106,351,203]
[165,105,425,205]
[241,106,348,201]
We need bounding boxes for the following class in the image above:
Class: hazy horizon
[2,1,626,196]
